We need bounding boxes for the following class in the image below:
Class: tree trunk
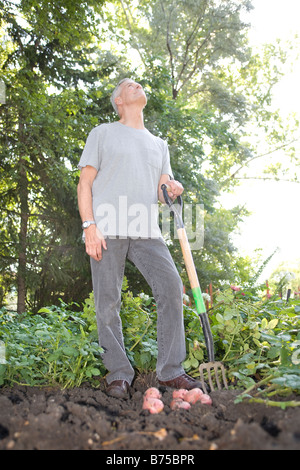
[17,122,29,314]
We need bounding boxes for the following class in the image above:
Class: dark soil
[0,374,299,451]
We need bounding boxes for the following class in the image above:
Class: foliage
[0,0,299,329]
[104,0,253,99]
[269,259,300,297]
[82,278,159,372]
[184,288,300,406]
[0,0,115,311]
[0,302,105,388]
[97,0,299,295]
[1,277,299,407]
[103,0,299,185]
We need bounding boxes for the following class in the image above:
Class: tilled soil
[0,374,299,451]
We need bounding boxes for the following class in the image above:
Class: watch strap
[82,220,96,229]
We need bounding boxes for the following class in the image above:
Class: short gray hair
[110,78,131,116]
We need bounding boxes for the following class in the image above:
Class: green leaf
[183,359,191,369]
[90,367,101,376]
[268,319,279,330]
[191,357,199,368]
[272,374,300,391]
[62,346,78,357]
[267,346,281,359]
[194,349,204,361]
[38,308,53,314]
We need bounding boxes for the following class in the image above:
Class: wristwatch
[82,220,96,229]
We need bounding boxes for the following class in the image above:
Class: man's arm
[158,174,184,203]
[77,165,107,261]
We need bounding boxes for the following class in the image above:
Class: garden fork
[161,184,228,394]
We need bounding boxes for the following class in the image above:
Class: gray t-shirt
[78,121,173,238]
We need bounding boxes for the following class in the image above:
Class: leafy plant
[119,280,159,372]
[79,278,159,373]
[182,288,300,405]
[1,279,299,407]
[0,302,105,388]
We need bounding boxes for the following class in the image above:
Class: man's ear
[115,96,122,106]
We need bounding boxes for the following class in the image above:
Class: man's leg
[90,238,135,386]
[127,237,186,381]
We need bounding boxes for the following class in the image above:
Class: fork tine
[220,363,228,389]
[214,364,222,390]
[206,365,215,392]
[199,364,208,394]
[199,362,228,392]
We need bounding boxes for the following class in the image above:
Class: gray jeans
[90,237,186,385]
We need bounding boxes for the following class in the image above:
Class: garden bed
[0,374,299,451]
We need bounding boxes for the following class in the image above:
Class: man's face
[117,79,147,110]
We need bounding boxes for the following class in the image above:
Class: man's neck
[119,109,145,129]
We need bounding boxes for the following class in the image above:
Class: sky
[220,0,300,281]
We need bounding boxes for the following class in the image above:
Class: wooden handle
[177,227,200,289]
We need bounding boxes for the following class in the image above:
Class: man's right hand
[84,224,107,261]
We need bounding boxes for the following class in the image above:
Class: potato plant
[0,280,299,402]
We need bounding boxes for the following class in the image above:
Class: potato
[172,389,188,400]
[142,396,164,414]
[184,388,204,404]
[170,399,191,410]
[200,393,212,405]
[144,387,162,399]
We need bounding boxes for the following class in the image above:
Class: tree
[0,0,111,312]
[1,0,297,310]
[269,260,300,298]
[98,0,299,293]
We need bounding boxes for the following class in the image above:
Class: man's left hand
[167,180,184,199]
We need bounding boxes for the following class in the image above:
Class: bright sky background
[220,0,300,281]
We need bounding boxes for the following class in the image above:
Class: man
[77,78,204,398]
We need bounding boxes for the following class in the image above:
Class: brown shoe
[158,373,205,392]
[106,380,130,399]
